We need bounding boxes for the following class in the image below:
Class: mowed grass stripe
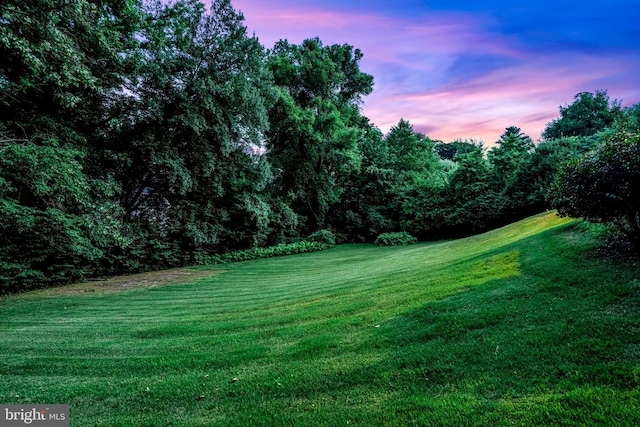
[1,212,638,426]
[0,213,566,363]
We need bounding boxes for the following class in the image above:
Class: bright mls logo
[1,405,69,426]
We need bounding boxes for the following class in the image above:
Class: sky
[231,0,640,144]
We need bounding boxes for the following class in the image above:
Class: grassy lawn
[1,212,639,426]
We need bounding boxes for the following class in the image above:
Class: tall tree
[0,137,128,291]
[382,120,448,236]
[266,38,373,233]
[329,120,396,241]
[617,102,640,132]
[0,0,140,289]
[385,119,444,188]
[488,126,534,186]
[543,90,621,140]
[434,139,478,161]
[441,144,506,236]
[96,0,276,263]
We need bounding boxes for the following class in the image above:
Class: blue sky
[231,0,640,143]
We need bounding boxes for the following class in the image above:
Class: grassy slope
[1,212,639,426]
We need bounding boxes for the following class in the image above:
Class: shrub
[200,241,332,265]
[374,231,418,246]
[551,130,640,249]
[306,229,336,246]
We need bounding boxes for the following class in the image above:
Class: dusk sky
[230,0,640,145]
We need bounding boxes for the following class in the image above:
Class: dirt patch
[31,268,224,297]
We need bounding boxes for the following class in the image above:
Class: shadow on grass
[261,222,640,425]
[366,222,640,424]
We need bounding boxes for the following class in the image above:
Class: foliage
[101,0,276,260]
[266,37,373,233]
[618,103,640,132]
[199,240,332,264]
[1,0,283,289]
[434,139,478,161]
[386,119,447,191]
[488,126,534,186]
[543,90,621,140]
[306,229,337,246]
[432,144,505,236]
[336,119,450,242]
[552,130,640,247]
[374,231,418,246]
[0,0,141,289]
[0,0,142,153]
[329,122,398,241]
[510,134,598,211]
[0,138,125,292]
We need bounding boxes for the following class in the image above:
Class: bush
[551,130,640,249]
[374,232,418,246]
[306,229,336,246]
[199,241,332,265]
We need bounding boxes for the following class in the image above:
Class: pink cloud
[368,52,639,144]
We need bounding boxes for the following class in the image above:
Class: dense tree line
[1,0,638,292]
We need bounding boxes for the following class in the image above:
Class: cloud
[365,51,640,143]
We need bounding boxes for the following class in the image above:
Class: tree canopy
[542,90,621,140]
[266,37,373,233]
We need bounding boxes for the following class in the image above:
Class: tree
[616,102,640,132]
[552,130,640,248]
[0,0,140,289]
[385,119,445,189]
[266,37,373,233]
[510,134,599,214]
[327,121,395,241]
[543,90,621,140]
[434,139,478,161]
[485,126,537,218]
[382,119,449,237]
[0,136,125,292]
[95,0,277,263]
[488,126,534,186]
[441,144,508,235]
[0,0,141,145]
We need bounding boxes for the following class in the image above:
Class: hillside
[1,212,639,426]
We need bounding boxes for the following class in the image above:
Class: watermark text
[1,405,69,426]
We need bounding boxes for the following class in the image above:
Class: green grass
[1,212,639,426]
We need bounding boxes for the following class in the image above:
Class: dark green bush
[199,241,332,265]
[306,229,336,246]
[551,130,640,249]
[374,231,418,246]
